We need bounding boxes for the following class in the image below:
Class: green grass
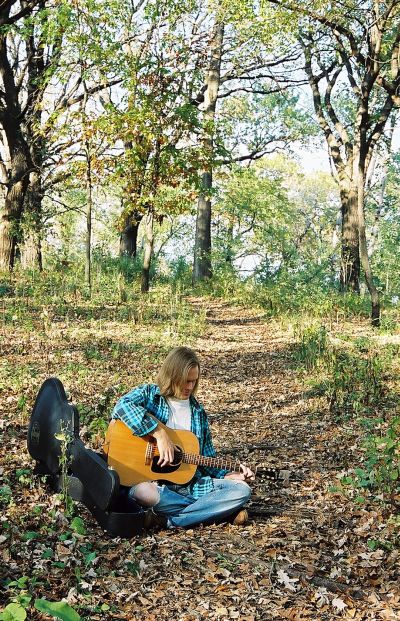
[0,269,206,433]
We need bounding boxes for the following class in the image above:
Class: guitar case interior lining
[27,377,146,538]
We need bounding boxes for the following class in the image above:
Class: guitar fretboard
[178,451,282,481]
[182,452,242,472]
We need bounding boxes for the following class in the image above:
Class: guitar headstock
[257,468,290,486]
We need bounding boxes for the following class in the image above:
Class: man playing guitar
[111,346,254,529]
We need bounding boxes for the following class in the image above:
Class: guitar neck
[104,420,289,486]
[181,451,283,481]
[183,452,243,473]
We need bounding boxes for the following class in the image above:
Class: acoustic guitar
[103,419,288,486]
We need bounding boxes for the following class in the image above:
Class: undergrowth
[196,269,400,330]
[293,320,400,510]
[2,264,399,515]
[0,266,206,437]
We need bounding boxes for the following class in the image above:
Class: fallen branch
[283,563,365,601]
[248,502,318,519]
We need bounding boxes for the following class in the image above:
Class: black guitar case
[27,377,146,537]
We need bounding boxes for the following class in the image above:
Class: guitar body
[103,420,200,486]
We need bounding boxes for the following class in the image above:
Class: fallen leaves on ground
[0,298,399,620]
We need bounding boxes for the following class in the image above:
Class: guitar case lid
[28,377,79,475]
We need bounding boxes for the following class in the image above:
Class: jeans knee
[237,481,251,502]
[223,480,251,503]
[129,482,160,508]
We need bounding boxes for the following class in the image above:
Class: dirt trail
[193,298,323,506]
[167,297,399,621]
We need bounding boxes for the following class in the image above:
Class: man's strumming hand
[152,426,175,467]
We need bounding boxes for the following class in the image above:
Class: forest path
[150,296,397,621]
[192,297,328,513]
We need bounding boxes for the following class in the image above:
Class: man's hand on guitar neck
[225,464,255,482]
[152,426,176,467]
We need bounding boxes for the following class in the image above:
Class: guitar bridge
[145,441,154,466]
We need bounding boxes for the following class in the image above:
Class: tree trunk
[193,171,213,281]
[0,199,20,270]
[0,139,31,270]
[357,145,380,326]
[0,24,33,270]
[85,140,92,293]
[339,179,360,292]
[225,217,234,264]
[193,22,224,283]
[20,170,43,271]
[120,212,142,258]
[141,211,154,293]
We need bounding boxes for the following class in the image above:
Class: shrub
[292,323,328,370]
[325,346,389,418]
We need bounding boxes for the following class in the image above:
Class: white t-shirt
[166,397,192,431]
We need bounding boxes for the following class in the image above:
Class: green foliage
[212,157,343,296]
[361,416,400,493]
[292,324,328,370]
[4,576,31,592]
[55,426,74,517]
[3,258,204,332]
[70,516,86,535]
[0,281,13,297]
[219,92,313,167]
[339,413,400,499]
[291,324,395,425]
[167,257,193,289]
[324,344,392,418]
[1,576,41,619]
[290,317,399,503]
[295,331,397,421]
[0,484,13,508]
[0,604,26,621]
[370,153,400,296]
[34,600,81,621]
[79,543,97,567]
[202,263,374,324]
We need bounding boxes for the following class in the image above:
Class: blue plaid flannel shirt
[112,383,228,498]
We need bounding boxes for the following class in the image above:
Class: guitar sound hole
[151,447,183,474]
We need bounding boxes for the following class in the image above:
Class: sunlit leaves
[34,600,81,621]
[0,603,27,621]
[214,156,341,280]
[218,92,315,159]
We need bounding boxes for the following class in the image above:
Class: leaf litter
[0,297,399,620]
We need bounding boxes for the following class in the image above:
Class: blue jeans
[152,478,251,528]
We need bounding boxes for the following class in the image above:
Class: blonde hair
[157,346,200,397]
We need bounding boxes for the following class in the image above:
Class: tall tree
[191,1,304,283]
[105,1,205,291]
[0,0,37,269]
[265,0,400,324]
[193,21,224,282]
[0,0,125,270]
